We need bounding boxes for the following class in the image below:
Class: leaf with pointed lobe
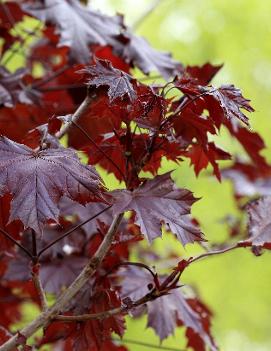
[0,137,104,234]
[173,107,217,146]
[24,0,123,64]
[147,289,217,351]
[83,59,137,102]
[207,84,253,127]
[186,142,231,181]
[186,63,223,85]
[117,33,182,79]
[112,172,202,245]
[118,265,216,349]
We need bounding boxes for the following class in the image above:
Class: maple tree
[0,1,269,350]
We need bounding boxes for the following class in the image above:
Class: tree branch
[55,91,95,139]
[0,213,124,351]
[31,264,48,311]
[55,306,125,322]
[187,242,241,265]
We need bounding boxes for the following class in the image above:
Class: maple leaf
[118,266,216,349]
[0,137,104,234]
[147,289,216,351]
[246,197,271,248]
[185,63,223,85]
[207,84,254,126]
[186,142,231,181]
[83,59,136,102]
[112,172,202,245]
[118,32,182,79]
[118,265,153,302]
[24,0,122,63]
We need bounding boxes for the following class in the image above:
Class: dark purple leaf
[0,137,104,234]
[112,172,202,245]
[83,59,136,102]
[118,32,182,79]
[24,0,122,63]
[208,84,254,126]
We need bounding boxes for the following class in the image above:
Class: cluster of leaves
[0,1,270,350]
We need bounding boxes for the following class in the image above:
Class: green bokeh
[91,1,271,350]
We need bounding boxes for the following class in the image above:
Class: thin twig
[132,0,163,30]
[113,338,185,351]
[0,213,124,351]
[38,205,112,257]
[55,306,125,322]
[55,93,94,139]
[0,227,33,259]
[188,243,241,265]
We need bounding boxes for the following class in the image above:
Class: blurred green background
[90,0,271,350]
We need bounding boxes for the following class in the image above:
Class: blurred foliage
[90,0,271,350]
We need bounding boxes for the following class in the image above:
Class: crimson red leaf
[0,137,104,233]
[112,172,202,245]
[186,142,231,181]
[186,63,223,85]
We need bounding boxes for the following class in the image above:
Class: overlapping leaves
[0,137,104,233]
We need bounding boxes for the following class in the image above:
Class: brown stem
[0,213,124,351]
[55,92,95,139]
[55,306,125,322]
[188,243,241,265]
[31,264,48,311]
[114,338,185,351]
